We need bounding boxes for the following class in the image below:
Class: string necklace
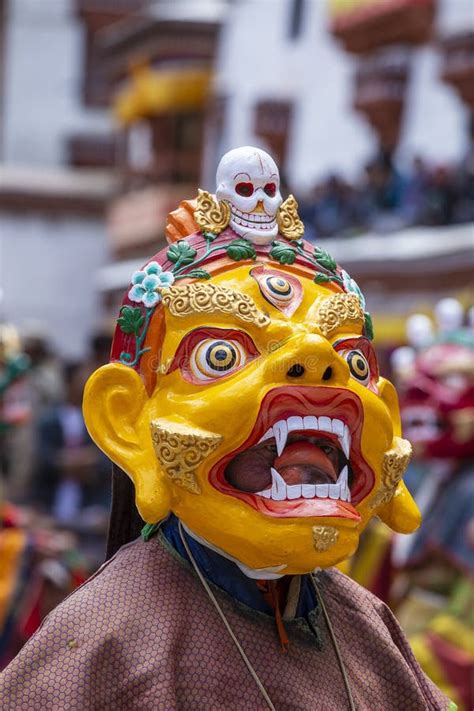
[178,521,355,711]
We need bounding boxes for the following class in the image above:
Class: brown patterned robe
[0,532,450,710]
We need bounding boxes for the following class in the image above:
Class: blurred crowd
[1,328,112,531]
[299,146,474,239]
[0,326,113,665]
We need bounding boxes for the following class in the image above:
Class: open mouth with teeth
[231,208,277,231]
[209,387,375,522]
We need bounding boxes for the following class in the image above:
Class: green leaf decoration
[117,306,144,335]
[314,247,337,272]
[226,238,257,261]
[186,268,212,280]
[314,273,331,284]
[167,240,197,266]
[364,312,374,341]
[269,241,297,265]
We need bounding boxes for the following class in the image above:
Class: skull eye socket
[235,182,254,197]
[264,182,276,197]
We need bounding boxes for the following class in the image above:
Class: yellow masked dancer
[0,147,455,711]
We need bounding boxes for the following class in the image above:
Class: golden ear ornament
[194,189,231,236]
[316,293,365,338]
[150,418,223,494]
[371,437,413,508]
[312,525,340,552]
[277,194,305,241]
[161,283,270,328]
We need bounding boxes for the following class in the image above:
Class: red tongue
[274,442,337,484]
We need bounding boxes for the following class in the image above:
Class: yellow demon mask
[84,146,420,575]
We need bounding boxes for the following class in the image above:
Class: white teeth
[252,415,353,503]
[255,466,351,503]
[318,416,332,433]
[287,484,301,499]
[273,420,288,456]
[341,426,350,459]
[302,484,316,498]
[316,483,329,497]
[287,415,303,432]
[270,467,287,500]
[332,419,344,438]
[303,415,318,430]
[337,465,350,502]
[258,427,274,444]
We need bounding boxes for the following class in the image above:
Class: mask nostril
[322,366,332,381]
[287,364,305,378]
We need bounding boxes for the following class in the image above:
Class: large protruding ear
[378,378,402,437]
[377,377,420,533]
[378,481,421,534]
[83,363,171,522]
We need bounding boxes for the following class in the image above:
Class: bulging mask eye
[191,339,246,381]
[264,182,276,197]
[251,267,303,316]
[169,329,260,384]
[265,275,293,303]
[345,350,370,386]
[235,182,254,197]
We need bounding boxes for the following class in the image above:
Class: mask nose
[286,363,335,381]
[266,334,350,386]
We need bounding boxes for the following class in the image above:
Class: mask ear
[378,481,421,534]
[378,378,402,437]
[83,363,171,522]
[377,377,421,533]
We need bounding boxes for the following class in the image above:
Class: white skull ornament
[216,146,283,245]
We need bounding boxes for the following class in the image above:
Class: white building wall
[2,0,111,166]
[214,0,471,191]
[0,212,107,358]
[0,0,112,358]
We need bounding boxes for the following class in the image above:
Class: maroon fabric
[0,533,450,710]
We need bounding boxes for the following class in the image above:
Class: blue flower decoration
[128,261,175,308]
[340,269,366,311]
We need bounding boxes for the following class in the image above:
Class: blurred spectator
[423,166,457,226]
[401,156,429,225]
[300,149,474,239]
[88,331,113,372]
[22,333,64,411]
[33,362,110,521]
[4,332,64,504]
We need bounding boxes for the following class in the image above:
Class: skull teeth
[231,208,276,229]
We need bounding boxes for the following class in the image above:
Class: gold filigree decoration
[312,525,339,552]
[316,293,364,337]
[150,418,223,494]
[161,283,270,328]
[194,189,231,236]
[371,437,412,508]
[277,194,305,241]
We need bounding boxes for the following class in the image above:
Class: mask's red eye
[264,182,276,197]
[235,182,254,197]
